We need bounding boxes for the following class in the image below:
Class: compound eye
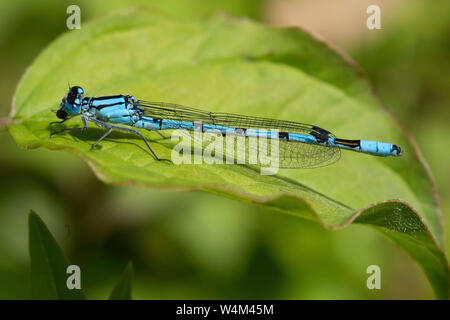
[56,109,68,119]
[67,86,83,104]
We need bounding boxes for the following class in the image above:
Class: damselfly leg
[156,131,170,139]
[90,127,112,151]
[50,116,88,136]
[87,118,160,161]
[51,115,161,161]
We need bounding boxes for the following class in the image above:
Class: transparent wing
[139,101,341,168]
[276,139,341,168]
[192,135,341,169]
[138,101,330,134]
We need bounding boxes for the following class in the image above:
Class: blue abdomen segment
[360,140,392,156]
[331,138,402,156]
[133,117,402,157]
[285,134,401,157]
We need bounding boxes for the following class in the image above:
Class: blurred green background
[0,0,448,299]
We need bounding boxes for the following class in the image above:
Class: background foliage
[0,0,448,299]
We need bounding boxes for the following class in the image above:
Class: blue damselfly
[51,86,402,168]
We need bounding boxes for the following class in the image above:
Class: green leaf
[109,262,133,300]
[85,0,265,20]
[10,9,448,298]
[28,210,85,299]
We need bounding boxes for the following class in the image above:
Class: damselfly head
[57,86,85,118]
[56,109,68,120]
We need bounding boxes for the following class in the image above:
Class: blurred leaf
[28,210,85,299]
[83,0,264,21]
[10,8,448,298]
[109,261,133,300]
